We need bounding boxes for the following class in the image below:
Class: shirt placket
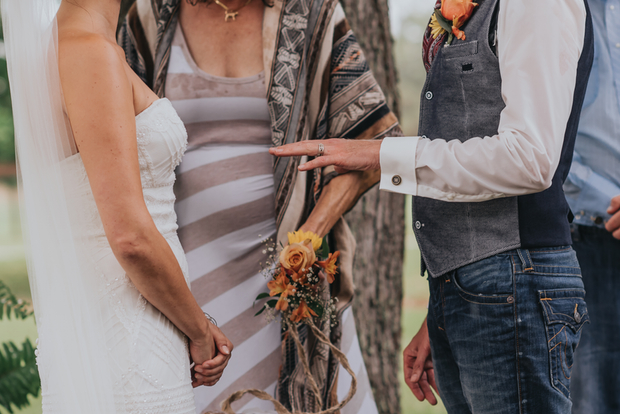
[606,0,620,110]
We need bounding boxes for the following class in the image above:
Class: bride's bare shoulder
[57,30,132,110]
[57,31,128,89]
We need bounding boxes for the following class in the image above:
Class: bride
[2,0,233,412]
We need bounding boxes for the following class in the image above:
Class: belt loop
[517,249,534,273]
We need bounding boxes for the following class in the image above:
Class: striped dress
[166,24,378,414]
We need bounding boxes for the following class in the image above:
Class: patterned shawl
[118,1,401,410]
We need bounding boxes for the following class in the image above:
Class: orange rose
[280,240,316,274]
[441,0,478,40]
[289,300,318,323]
[317,251,340,284]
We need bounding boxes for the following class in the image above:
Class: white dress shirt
[380,0,587,202]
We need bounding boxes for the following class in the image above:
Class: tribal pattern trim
[268,0,313,147]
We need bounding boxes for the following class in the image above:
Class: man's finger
[608,196,620,214]
[419,374,438,406]
[270,142,317,157]
[298,156,336,171]
[427,368,439,395]
[605,212,620,233]
[407,379,425,402]
[409,354,427,384]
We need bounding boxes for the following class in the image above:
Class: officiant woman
[118,0,401,412]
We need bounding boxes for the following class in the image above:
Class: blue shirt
[564,0,620,227]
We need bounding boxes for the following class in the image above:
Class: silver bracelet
[204,312,217,327]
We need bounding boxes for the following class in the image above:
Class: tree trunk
[339,2,404,414]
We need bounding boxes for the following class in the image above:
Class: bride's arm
[58,35,225,367]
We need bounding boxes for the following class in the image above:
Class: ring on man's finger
[317,143,325,157]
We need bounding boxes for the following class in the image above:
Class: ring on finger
[317,143,325,157]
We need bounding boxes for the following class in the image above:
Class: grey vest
[414,0,594,277]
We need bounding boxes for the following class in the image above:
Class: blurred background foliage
[0,1,443,413]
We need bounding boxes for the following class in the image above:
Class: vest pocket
[441,40,478,60]
[539,289,589,398]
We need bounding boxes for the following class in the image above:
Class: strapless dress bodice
[62,98,187,241]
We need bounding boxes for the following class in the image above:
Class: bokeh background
[0,0,445,412]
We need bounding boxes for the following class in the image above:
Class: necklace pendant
[224,10,238,21]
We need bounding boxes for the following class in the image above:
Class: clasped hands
[189,321,233,388]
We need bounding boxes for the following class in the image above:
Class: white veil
[2,1,119,412]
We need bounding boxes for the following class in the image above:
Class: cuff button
[391,175,402,186]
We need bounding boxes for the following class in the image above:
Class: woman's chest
[179,5,264,77]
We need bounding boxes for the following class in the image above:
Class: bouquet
[254,231,340,325]
[212,231,357,414]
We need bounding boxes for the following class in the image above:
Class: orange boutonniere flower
[429,0,478,44]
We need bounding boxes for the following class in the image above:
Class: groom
[270,0,595,412]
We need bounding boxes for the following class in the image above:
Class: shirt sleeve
[380,0,587,202]
[564,151,620,219]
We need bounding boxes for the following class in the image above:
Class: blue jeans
[427,247,589,414]
[570,225,620,414]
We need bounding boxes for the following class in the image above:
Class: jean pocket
[452,254,514,304]
[539,289,589,398]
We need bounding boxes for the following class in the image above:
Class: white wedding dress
[45,98,197,413]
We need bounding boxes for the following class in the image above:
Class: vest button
[391,175,402,186]
[415,221,422,230]
[425,91,433,100]
[447,193,455,200]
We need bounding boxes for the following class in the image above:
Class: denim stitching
[549,342,561,352]
[456,293,513,305]
[561,330,572,380]
[512,257,523,414]
[548,325,565,343]
[540,294,577,399]
[452,272,511,300]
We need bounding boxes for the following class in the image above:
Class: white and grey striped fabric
[167,24,280,413]
[167,23,378,414]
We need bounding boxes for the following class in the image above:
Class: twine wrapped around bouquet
[208,317,357,414]
[206,232,356,414]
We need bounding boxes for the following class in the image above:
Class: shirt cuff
[379,136,419,195]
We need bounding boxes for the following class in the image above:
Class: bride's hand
[189,326,216,387]
[193,323,233,387]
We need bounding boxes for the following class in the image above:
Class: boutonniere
[429,0,478,45]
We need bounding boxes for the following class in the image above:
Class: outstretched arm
[272,0,587,203]
[58,35,232,376]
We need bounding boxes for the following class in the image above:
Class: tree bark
[339,2,404,414]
